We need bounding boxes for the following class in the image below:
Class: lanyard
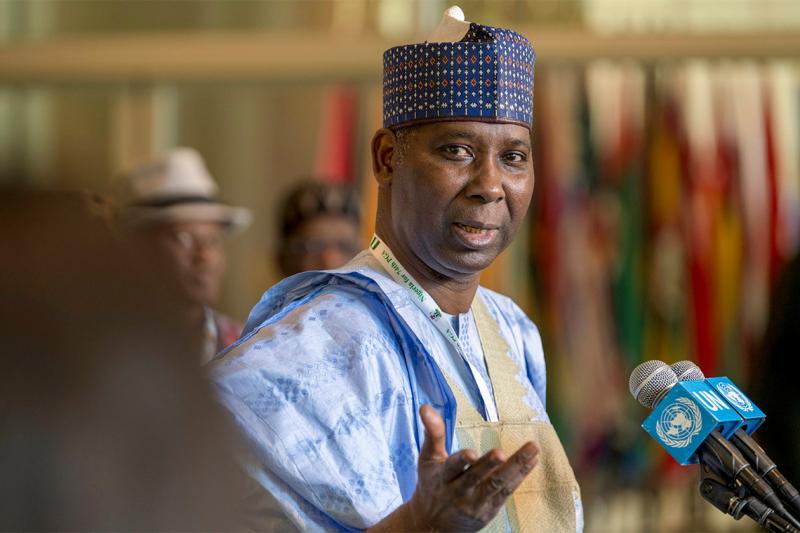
[369,234,499,421]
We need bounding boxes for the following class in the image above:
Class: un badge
[715,382,754,412]
[656,397,703,448]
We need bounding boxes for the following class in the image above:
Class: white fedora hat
[113,147,251,232]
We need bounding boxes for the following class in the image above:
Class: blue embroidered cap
[382,8,535,130]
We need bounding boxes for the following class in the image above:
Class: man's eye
[441,145,472,158]
[503,151,527,163]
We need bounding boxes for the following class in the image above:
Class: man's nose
[465,156,504,204]
[192,239,222,263]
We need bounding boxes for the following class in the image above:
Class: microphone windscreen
[629,360,678,409]
[671,360,705,382]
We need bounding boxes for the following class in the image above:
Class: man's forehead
[159,220,227,233]
[406,121,531,145]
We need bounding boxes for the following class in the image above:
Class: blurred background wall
[2,1,800,531]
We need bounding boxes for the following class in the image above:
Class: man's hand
[370,404,539,532]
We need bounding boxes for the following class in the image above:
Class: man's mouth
[454,222,499,233]
[455,223,486,234]
[451,221,500,248]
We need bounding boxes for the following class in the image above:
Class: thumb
[418,404,448,462]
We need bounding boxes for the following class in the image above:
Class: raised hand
[370,404,539,532]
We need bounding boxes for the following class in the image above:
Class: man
[113,148,251,363]
[278,180,361,276]
[212,7,581,531]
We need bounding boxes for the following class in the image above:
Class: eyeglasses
[169,229,225,252]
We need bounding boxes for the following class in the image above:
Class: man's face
[387,120,534,277]
[151,221,227,306]
[281,214,361,275]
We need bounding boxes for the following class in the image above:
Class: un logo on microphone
[643,381,743,464]
[656,397,703,448]
[715,382,754,412]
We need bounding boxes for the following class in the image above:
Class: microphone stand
[700,470,800,533]
[729,430,800,517]
[698,431,800,528]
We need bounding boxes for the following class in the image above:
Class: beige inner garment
[439,295,581,532]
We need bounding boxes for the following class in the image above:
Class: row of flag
[531,60,800,487]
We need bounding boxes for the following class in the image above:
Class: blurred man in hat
[277,180,361,276]
[113,147,251,364]
[211,6,581,531]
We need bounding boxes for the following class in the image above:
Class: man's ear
[371,128,397,186]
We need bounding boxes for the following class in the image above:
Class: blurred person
[112,147,251,363]
[752,251,800,486]
[277,180,361,276]
[0,188,243,530]
[210,7,581,532]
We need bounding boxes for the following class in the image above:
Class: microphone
[671,361,800,518]
[629,360,793,525]
[629,360,743,463]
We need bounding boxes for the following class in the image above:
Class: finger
[449,448,508,495]
[481,442,539,503]
[418,404,448,462]
[439,448,479,483]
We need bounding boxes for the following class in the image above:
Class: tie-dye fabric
[210,251,576,531]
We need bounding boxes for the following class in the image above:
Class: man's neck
[376,231,479,315]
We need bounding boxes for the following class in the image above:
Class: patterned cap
[383,9,535,130]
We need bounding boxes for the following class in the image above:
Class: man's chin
[436,248,500,277]
[182,285,219,309]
